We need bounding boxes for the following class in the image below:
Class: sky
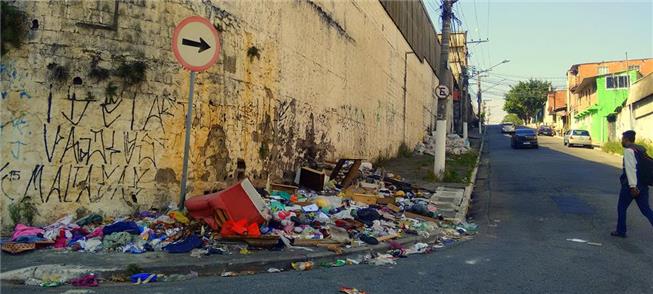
[425,0,653,123]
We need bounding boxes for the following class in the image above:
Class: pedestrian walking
[611,130,653,237]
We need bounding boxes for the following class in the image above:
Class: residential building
[544,89,567,132]
[616,73,653,141]
[566,58,653,130]
[571,70,640,144]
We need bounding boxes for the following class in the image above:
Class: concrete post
[434,120,447,177]
[463,122,468,140]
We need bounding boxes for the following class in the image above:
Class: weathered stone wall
[0,0,438,227]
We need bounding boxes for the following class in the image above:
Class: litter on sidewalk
[2,158,479,283]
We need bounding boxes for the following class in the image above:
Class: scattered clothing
[69,274,98,287]
[102,221,140,235]
[11,224,44,241]
[163,234,202,253]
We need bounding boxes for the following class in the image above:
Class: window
[606,75,629,89]
[573,130,590,136]
[598,66,608,75]
[628,65,640,71]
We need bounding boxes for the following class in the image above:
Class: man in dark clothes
[611,130,653,237]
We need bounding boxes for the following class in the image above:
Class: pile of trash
[2,159,477,280]
[445,134,471,155]
[414,134,471,156]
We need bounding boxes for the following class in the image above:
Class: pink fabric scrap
[54,229,67,249]
[87,226,104,239]
[11,224,45,241]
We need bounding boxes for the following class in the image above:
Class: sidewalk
[1,130,485,286]
[1,233,444,283]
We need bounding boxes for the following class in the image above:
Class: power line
[473,0,481,43]
[486,0,492,67]
[489,72,567,80]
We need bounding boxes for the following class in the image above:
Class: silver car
[501,123,515,133]
[564,129,592,148]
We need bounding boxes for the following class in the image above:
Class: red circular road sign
[172,16,221,72]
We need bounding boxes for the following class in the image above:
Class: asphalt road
[4,126,653,294]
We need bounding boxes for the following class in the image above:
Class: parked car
[537,126,554,136]
[564,129,592,148]
[501,122,516,133]
[511,128,539,149]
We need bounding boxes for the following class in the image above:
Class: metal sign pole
[179,71,196,209]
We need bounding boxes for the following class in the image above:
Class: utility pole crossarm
[467,38,489,44]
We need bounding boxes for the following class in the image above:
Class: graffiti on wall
[2,77,180,207]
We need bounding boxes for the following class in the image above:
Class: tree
[503,79,551,124]
[502,113,523,125]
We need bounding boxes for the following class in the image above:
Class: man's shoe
[610,231,627,238]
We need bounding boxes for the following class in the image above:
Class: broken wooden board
[386,203,402,213]
[330,159,363,189]
[404,211,439,223]
[377,233,400,242]
[270,183,298,194]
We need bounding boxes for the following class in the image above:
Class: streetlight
[471,59,510,132]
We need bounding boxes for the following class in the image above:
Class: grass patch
[373,153,392,167]
[601,141,624,155]
[398,142,412,158]
[441,169,461,182]
[602,140,653,156]
[442,150,479,183]
[423,169,437,181]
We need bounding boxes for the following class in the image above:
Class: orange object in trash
[220,219,262,237]
[185,179,266,230]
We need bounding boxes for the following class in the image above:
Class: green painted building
[573,70,640,144]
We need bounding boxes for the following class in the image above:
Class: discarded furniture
[298,167,325,191]
[330,159,362,189]
[185,178,266,230]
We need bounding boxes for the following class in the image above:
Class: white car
[501,123,515,133]
[564,129,592,148]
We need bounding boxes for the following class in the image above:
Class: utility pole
[477,74,482,132]
[461,71,468,141]
[435,0,457,178]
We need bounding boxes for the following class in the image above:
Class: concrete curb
[454,130,486,223]
[1,234,442,283]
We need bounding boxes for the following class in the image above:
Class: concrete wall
[0,0,439,227]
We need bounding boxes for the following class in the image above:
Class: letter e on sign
[435,85,450,99]
[172,16,221,72]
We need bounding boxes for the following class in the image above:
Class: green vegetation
[602,140,653,156]
[1,2,27,55]
[503,79,552,124]
[423,169,437,181]
[443,150,479,183]
[398,142,412,158]
[502,113,524,125]
[8,199,38,225]
[421,151,479,183]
